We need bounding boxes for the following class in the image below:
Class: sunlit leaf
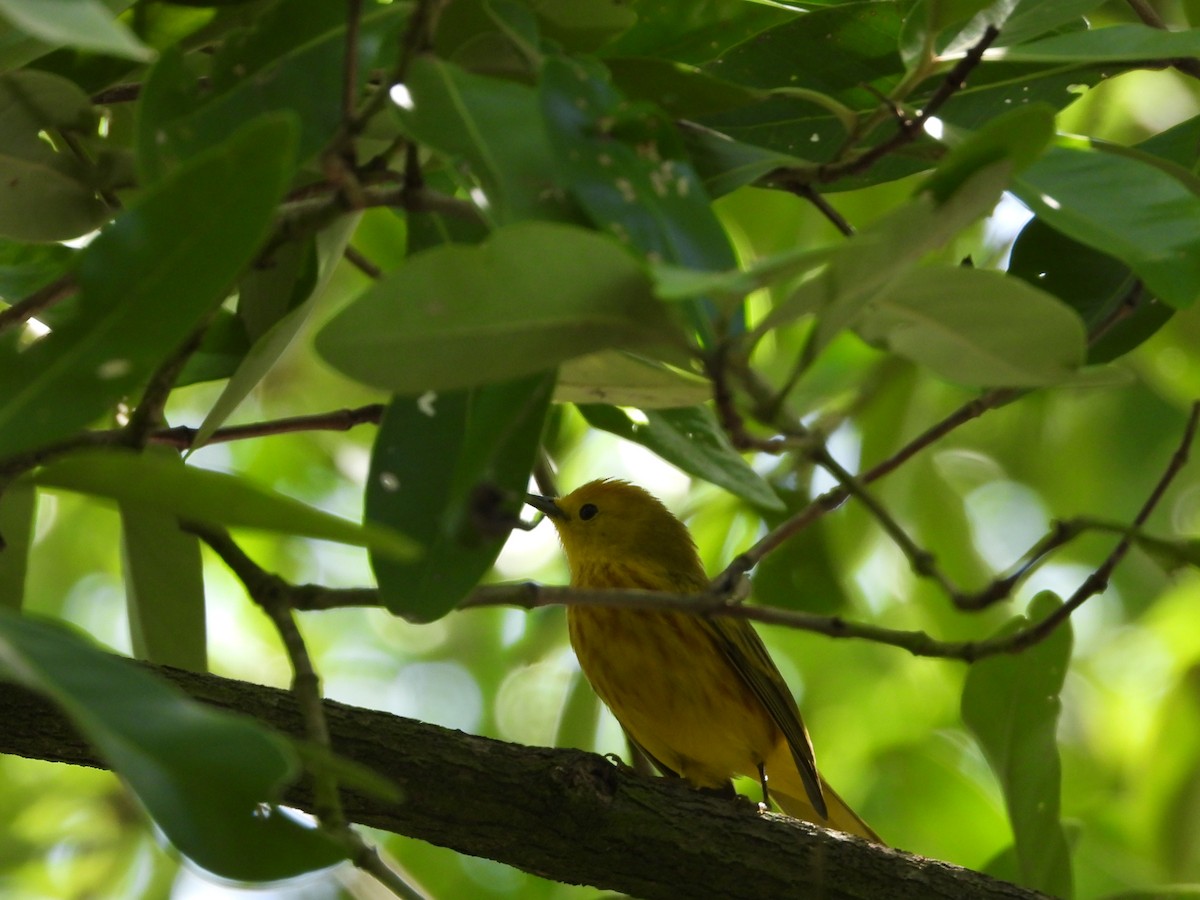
[314,221,688,394]
[33,449,418,559]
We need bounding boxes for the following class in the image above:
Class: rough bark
[0,663,1047,900]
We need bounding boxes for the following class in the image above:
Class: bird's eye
[578,503,598,521]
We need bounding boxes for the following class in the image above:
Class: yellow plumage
[528,479,880,842]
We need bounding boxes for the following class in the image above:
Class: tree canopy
[1,1,1200,898]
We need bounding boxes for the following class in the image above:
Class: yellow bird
[527,479,880,842]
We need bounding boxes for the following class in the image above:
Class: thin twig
[148,404,385,450]
[988,400,1200,653]
[344,245,383,280]
[123,322,211,448]
[0,275,78,335]
[793,184,855,236]
[1125,0,1200,80]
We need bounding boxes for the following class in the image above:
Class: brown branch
[123,322,211,448]
[344,245,383,280]
[0,664,1048,900]
[148,404,385,450]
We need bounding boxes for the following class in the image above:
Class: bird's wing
[703,617,828,818]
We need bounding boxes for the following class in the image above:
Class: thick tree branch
[0,663,1048,900]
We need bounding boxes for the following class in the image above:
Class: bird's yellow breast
[567,604,780,788]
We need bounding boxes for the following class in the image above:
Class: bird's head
[526,479,704,585]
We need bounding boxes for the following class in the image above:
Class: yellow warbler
[527,479,880,842]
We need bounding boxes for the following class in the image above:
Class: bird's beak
[525,494,566,519]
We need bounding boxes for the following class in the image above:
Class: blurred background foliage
[2,0,1200,898]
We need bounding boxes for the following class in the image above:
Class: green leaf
[174,309,252,388]
[679,122,809,199]
[314,221,688,394]
[1006,216,1173,365]
[366,371,554,622]
[856,266,1086,387]
[527,0,636,51]
[120,450,207,671]
[992,0,1104,47]
[137,0,405,180]
[555,351,711,409]
[606,0,792,65]
[0,479,35,610]
[0,238,74,299]
[606,57,766,119]
[33,449,419,559]
[760,160,1013,346]
[962,592,1074,898]
[0,608,345,880]
[397,56,570,224]
[0,69,110,241]
[0,115,296,462]
[1013,145,1200,309]
[0,0,151,61]
[540,55,737,273]
[924,104,1055,203]
[999,23,1200,62]
[188,215,358,452]
[578,404,784,510]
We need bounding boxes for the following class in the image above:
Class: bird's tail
[764,743,882,843]
[774,780,883,843]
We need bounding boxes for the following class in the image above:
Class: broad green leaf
[962,592,1074,898]
[0,0,135,72]
[998,23,1200,62]
[541,55,737,341]
[0,609,344,879]
[607,57,766,119]
[760,160,1013,345]
[0,0,151,61]
[397,56,570,224]
[0,115,297,461]
[120,450,206,671]
[367,371,554,621]
[605,0,792,64]
[0,69,110,241]
[578,404,784,510]
[697,2,906,172]
[679,123,811,198]
[992,0,1103,47]
[188,215,358,452]
[1007,217,1172,365]
[541,55,737,273]
[0,238,74,300]
[33,449,418,560]
[925,104,1055,202]
[174,310,252,388]
[555,351,710,409]
[0,480,35,610]
[137,0,406,181]
[528,0,636,51]
[856,266,1086,387]
[314,221,688,394]
[1013,145,1200,309]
